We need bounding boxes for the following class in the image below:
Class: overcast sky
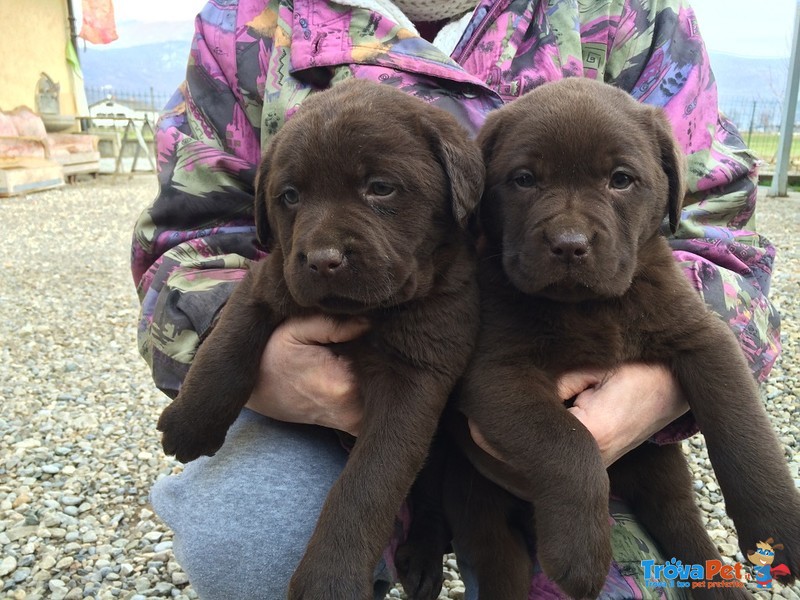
[105,0,798,58]
[691,0,797,58]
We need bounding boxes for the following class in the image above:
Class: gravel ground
[0,175,797,600]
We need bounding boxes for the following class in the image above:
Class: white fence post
[768,0,800,197]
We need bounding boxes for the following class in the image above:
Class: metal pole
[768,0,800,197]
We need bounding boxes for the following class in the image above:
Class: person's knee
[151,411,349,598]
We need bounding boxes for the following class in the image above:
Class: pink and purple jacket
[131,0,780,413]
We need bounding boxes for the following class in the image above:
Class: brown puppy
[422,78,799,599]
[155,79,483,599]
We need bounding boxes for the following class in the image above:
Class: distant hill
[711,53,790,103]
[710,52,790,127]
[80,40,190,103]
[77,28,794,121]
[78,20,195,103]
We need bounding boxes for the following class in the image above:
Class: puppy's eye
[280,188,299,206]
[609,171,634,190]
[512,171,535,188]
[367,181,395,197]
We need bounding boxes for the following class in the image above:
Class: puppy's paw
[395,540,444,600]
[776,515,800,584]
[736,490,800,584]
[740,526,800,584]
[288,562,372,600]
[537,525,611,599]
[546,557,609,600]
[156,401,227,463]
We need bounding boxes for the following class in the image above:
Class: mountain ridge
[76,28,793,117]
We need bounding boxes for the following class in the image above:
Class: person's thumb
[286,314,371,346]
[556,368,605,402]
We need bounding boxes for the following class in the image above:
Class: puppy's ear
[254,151,273,250]
[651,109,686,234]
[475,110,508,245]
[424,115,485,229]
[476,109,504,168]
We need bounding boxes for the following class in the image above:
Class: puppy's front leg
[287,370,450,600]
[671,316,800,584]
[157,270,279,463]
[395,432,452,600]
[609,443,754,599]
[442,438,534,600]
[460,366,612,599]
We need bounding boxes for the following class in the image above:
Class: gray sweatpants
[151,410,679,600]
[150,409,394,600]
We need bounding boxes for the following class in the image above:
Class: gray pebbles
[0,176,797,599]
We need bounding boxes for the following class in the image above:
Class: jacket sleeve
[602,0,781,443]
[131,1,268,398]
[606,0,781,379]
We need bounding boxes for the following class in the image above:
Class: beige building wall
[0,0,79,114]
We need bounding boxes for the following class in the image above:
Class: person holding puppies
[131,0,780,598]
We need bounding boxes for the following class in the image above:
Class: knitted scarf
[392,0,477,21]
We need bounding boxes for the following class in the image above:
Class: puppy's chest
[345,302,479,381]
[484,292,650,373]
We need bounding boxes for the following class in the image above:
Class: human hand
[469,363,689,467]
[560,363,689,466]
[245,315,370,436]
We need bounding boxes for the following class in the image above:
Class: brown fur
[399,78,800,600]
[155,79,484,599]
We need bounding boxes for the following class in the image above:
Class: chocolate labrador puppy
[155,79,483,599]
[400,78,799,600]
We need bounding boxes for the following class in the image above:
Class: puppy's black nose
[549,232,590,261]
[305,248,345,275]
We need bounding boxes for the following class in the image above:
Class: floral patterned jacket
[132,0,780,404]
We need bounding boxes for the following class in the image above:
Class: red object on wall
[78,0,118,45]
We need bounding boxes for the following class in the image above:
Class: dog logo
[746,539,791,588]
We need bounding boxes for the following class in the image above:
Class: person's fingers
[566,405,591,432]
[566,363,690,467]
[566,387,602,434]
[556,368,605,401]
[285,315,371,345]
[334,410,362,437]
[567,399,601,438]
[567,400,624,467]
[569,387,599,411]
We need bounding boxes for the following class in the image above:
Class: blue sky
[107,0,797,59]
